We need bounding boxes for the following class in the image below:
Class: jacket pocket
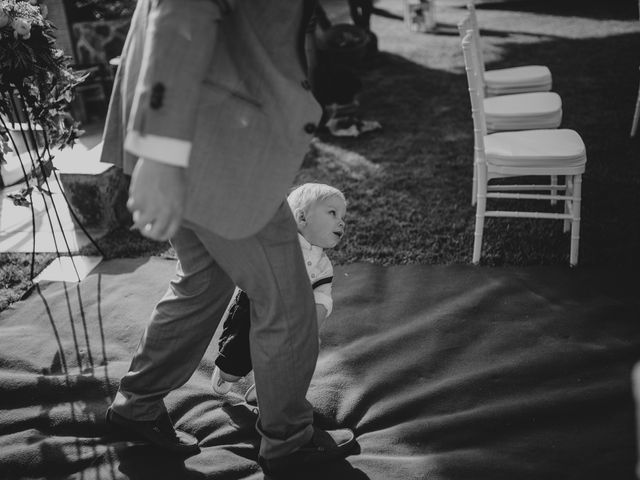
[200,80,263,110]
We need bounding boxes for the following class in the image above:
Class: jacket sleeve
[124,0,232,166]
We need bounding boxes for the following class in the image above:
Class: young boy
[211,183,347,402]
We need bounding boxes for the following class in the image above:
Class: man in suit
[100,0,356,474]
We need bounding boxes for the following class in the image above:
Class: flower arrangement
[0,0,86,172]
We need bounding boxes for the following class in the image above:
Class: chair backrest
[466,1,487,74]
[460,30,488,165]
[458,13,487,99]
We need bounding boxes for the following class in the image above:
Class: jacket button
[150,82,165,109]
[150,96,162,109]
[304,122,316,134]
[301,79,311,90]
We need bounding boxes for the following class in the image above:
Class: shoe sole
[259,435,357,475]
[244,384,258,406]
[212,378,232,395]
[211,368,235,395]
[106,408,200,455]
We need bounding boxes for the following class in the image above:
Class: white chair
[461,31,586,266]
[457,14,561,133]
[465,1,552,97]
[458,14,562,205]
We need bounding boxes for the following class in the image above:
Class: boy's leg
[215,288,253,377]
[190,202,318,460]
[110,226,236,421]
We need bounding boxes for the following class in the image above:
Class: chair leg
[563,175,573,233]
[550,175,558,205]
[630,78,640,138]
[472,189,486,264]
[569,174,582,267]
[471,159,478,205]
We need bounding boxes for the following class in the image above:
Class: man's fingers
[131,206,182,241]
[127,158,186,240]
[132,209,153,230]
[131,208,165,241]
[134,210,182,241]
[145,214,171,241]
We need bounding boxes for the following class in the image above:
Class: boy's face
[298,195,347,249]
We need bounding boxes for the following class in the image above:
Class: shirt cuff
[124,131,191,167]
[314,292,333,317]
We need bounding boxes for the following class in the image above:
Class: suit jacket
[101,0,321,239]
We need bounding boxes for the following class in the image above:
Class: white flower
[12,18,31,39]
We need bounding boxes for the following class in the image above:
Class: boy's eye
[329,210,336,216]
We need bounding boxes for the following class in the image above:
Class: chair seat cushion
[486,83,552,96]
[484,129,586,168]
[486,117,562,132]
[485,65,552,87]
[485,92,562,131]
[484,92,561,117]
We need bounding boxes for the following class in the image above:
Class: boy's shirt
[298,233,333,316]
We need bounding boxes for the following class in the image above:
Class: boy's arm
[313,281,333,320]
[311,254,333,328]
[316,304,328,330]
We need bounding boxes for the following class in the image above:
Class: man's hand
[128,158,186,241]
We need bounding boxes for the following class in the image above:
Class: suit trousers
[111,201,318,459]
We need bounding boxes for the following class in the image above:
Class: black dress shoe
[105,407,200,456]
[258,427,356,475]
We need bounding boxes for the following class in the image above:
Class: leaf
[8,187,33,207]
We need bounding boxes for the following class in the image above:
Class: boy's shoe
[211,366,240,395]
[244,383,257,406]
[258,427,357,475]
[105,407,200,456]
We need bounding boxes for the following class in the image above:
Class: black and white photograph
[0,0,639,478]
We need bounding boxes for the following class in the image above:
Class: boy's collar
[298,232,321,252]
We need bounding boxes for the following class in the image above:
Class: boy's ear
[294,208,306,225]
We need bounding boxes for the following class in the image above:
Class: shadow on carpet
[0,257,639,479]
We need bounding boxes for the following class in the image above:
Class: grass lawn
[1,0,639,311]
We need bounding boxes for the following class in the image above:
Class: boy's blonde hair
[287,183,346,214]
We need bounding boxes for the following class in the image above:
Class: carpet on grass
[0,257,639,480]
